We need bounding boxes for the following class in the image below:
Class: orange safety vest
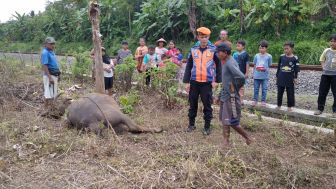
[190,46,216,82]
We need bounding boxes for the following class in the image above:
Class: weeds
[72,51,92,80]
[119,90,140,114]
[147,62,183,108]
[254,110,263,121]
[114,55,136,92]
[271,129,284,145]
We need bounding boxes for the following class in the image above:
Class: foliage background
[0,0,335,64]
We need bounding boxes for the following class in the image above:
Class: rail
[0,51,323,71]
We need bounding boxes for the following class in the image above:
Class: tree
[89,0,105,93]
[188,0,197,40]
[239,0,244,35]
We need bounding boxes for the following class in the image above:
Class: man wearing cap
[41,37,60,108]
[183,27,222,135]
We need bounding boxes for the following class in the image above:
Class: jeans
[253,79,268,102]
[317,75,336,112]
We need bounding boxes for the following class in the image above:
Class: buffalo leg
[89,122,104,136]
[121,115,162,133]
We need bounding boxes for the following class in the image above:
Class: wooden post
[89,0,105,93]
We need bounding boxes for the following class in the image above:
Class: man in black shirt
[233,40,250,104]
[276,41,300,111]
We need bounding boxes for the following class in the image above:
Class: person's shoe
[186,125,196,132]
[314,110,323,115]
[202,127,211,135]
[261,102,266,107]
[287,107,293,112]
[275,106,281,111]
[251,101,257,107]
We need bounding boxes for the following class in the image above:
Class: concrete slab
[243,100,336,124]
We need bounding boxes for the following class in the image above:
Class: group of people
[134,38,185,89]
[182,27,252,146]
[182,28,336,147]
[40,29,336,147]
[90,37,186,93]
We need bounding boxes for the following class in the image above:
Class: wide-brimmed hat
[156,38,167,45]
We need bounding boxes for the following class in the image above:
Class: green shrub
[149,61,181,108]
[237,38,328,65]
[119,90,140,114]
[114,55,137,91]
[72,51,92,79]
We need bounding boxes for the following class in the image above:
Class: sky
[0,0,51,23]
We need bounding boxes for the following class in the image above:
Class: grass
[0,59,335,188]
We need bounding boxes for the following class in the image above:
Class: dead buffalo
[66,93,162,135]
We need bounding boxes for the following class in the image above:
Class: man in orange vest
[183,27,222,135]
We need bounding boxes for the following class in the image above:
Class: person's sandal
[251,101,257,107]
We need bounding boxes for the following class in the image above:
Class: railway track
[1,51,322,71]
[248,63,322,71]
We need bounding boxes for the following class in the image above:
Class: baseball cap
[196,27,211,35]
[45,37,56,44]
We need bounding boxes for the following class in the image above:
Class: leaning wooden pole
[89,0,105,93]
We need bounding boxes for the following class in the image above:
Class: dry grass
[0,60,336,189]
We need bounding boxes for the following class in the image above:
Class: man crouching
[216,43,252,147]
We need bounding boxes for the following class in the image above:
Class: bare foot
[245,138,253,145]
[221,140,231,149]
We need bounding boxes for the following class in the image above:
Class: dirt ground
[0,61,336,189]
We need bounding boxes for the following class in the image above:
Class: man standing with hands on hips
[183,27,222,135]
[41,37,61,108]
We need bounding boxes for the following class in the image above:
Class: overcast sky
[0,0,51,23]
